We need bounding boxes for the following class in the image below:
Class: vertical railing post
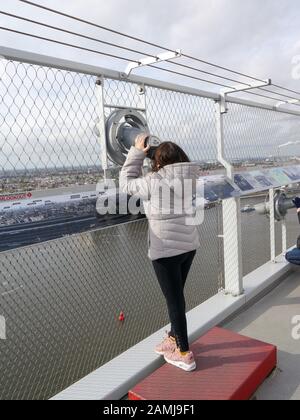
[282,217,287,255]
[95,76,109,184]
[215,101,244,296]
[215,79,270,296]
[138,83,152,174]
[269,188,277,262]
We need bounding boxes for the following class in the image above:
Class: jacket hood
[158,162,201,181]
[156,162,201,199]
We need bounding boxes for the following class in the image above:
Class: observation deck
[226,269,300,400]
[1,4,300,400]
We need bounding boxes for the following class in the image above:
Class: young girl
[120,134,201,372]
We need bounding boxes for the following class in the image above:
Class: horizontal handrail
[2,45,300,117]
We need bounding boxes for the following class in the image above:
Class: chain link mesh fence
[0,205,223,400]
[0,60,100,181]
[224,103,300,163]
[103,79,145,111]
[146,87,217,163]
[241,193,299,276]
[285,208,300,250]
[101,80,218,165]
[240,195,277,276]
[0,57,299,400]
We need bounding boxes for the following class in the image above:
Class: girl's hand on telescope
[135,134,151,155]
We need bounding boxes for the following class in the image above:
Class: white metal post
[215,101,243,296]
[95,77,109,184]
[269,188,276,262]
[138,83,152,174]
[222,198,244,296]
[215,79,271,296]
[215,103,233,179]
[282,218,287,255]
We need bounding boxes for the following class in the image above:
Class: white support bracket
[282,217,287,255]
[122,49,182,77]
[0,315,6,340]
[215,78,270,297]
[219,79,271,114]
[95,77,109,181]
[215,77,272,176]
[276,99,300,109]
[269,188,276,263]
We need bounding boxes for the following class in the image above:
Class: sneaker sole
[155,349,176,356]
[164,355,196,372]
[155,350,166,356]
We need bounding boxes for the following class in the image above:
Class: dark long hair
[151,142,190,172]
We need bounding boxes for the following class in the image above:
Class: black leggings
[152,250,196,352]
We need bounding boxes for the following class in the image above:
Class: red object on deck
[119,312,125,322]
[128,327,277,400]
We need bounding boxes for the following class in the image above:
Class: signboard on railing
[202,165,300,203]
[201,175,239,202]
[0,192,32,202]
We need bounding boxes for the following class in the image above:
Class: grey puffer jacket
[120,147,201,261]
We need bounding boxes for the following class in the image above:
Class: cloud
[1,0,300,171]
[1,0,300,85]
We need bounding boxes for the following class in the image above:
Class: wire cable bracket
[219,79,271,114]
[275,98,300,108]
[122,49,182,77]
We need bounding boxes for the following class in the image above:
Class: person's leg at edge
[152,252,193,354]
[180,250,197,312]
[169,250,196,339]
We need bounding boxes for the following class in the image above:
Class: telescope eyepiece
[144,135,161,160]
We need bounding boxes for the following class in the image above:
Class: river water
[0,196,298,399]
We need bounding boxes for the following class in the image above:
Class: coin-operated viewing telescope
[105,109,161,166]
[254,190,296,221]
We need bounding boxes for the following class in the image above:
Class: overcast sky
[1,0,300,171]
[1,0,300,91]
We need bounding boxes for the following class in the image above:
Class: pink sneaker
[155,332,177,356]
[164,349,196,372]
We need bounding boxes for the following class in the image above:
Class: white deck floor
[226,269,300,400]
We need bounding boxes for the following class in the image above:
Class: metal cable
[258,87,300,102]
[0,26,140,63]
[149,64,233,88]
[272,84,300,97]
[18,0,266,84]
[0,10,158,60]
[181,53,265,83]
[241,90,300,106]
[0,26,235,88]
[168,60,251,86]
[232,89,300,103]
[19,0,300,104]
[17,0,300,103]
[3,25,300,101]
[6,3,300,104]
[18,0,177,52]
[1,10,253,87]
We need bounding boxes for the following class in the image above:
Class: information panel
[201,165,300,203]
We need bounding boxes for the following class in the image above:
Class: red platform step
[129,327,277,400]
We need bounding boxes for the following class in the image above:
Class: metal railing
[0,46,300,399]
[224,103,300,162]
